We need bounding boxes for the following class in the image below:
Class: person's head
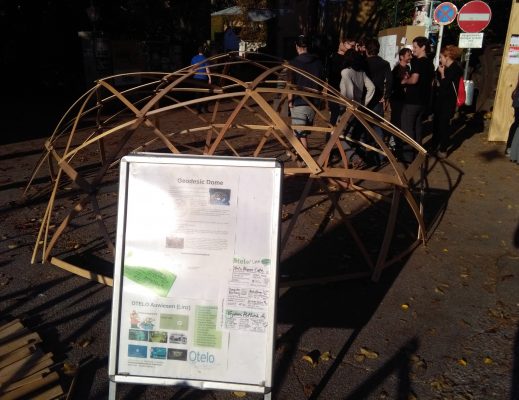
[295,35,309,54]
[345,50,366,72]
[356,39,366,55]
[440,45,462,66]
[338,36,356,54]
[197,45,205,55]
[365,38,380,57]
[399,47,412,65]
[412,36,430,57]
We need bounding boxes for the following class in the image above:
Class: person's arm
[402,72,419,85]
[363,74,375,106]
[383,63,393,107]
[205,66,211,84]
[340,69,353,99]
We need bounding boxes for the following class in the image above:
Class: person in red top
[431,45,464,158]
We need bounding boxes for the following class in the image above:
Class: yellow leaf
[354,354,365,363]
[320,351,331,361]
[232,391,247,398]
[442,248,448,253]
[435,287,444,294]
[457,358,467,366]
[401,303,409,311]
[480,234,489,239]
[483,357,493,365]
[359,347,379,359]
[301,355,315,365]
[63,362,78,376]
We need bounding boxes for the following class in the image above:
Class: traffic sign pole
[434,25,444,69]
[457,1,492,83]
[433,2,458,68]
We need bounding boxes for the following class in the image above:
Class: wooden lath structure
[24,52,427,285]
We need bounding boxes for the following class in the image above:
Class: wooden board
[488,0,519,142]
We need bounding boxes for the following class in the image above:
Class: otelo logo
[189,350,215,364]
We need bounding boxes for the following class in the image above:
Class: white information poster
[378,35,398,68]
[109,153,282,393]
[508,34,519,65]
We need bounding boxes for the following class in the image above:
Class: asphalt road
[1,113,518,399]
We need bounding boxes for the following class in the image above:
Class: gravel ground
[0,111,518,399]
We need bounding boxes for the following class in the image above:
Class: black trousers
[432,100,456,153]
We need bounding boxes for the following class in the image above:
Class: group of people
[190,35,469,165]
[287,34,467,165]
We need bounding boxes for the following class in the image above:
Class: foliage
[236,0,268,42]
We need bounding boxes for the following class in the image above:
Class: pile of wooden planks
[0,319,63,400]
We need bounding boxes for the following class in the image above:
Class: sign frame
[433,2,458,25]
[108,153,283,397]
[459,32,484,48]
[457,0,492,33]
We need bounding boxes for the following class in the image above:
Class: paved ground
[1,112,518,399]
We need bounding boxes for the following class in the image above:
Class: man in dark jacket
[365,38,392,163]
[288,35,323,149]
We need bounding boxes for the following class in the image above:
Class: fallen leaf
[320,351,332,361]
[434,287,445,294]
[303,383,315,397]
[301,350,320,366]
[401,303,409,311]
[232,391,247,398]
[354,354,365,363]
[483,357,493,365]
[76,337,93,348]
[359,347,378,359]
[7,244,18,249]
[457,358,467,366]
[442,248,448,253]
[63,362,78,376]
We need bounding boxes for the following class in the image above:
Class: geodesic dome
[25,52,427,284]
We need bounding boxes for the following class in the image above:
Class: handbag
[452,77,466,107]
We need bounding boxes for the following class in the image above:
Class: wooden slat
[0,323,27,342]
[0,352,53,382]
[0,345,39,369]
[0,333,41,357]
[50,257,113,286]
[0,321,21,334]
[0,368,51,394]
[0,371,59,400]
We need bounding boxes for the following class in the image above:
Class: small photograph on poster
[169,332,188,345]
[128,344,148,358]
[167,348,188,361]
[129,311,157,331]
[509,34,519,64]
[150,347,168,359]
[209,188,231,205]
[149,331,168,343]
[128,329,149,342]
[165,236,185,249]
[160,314,189,331]
[124,265,176,297]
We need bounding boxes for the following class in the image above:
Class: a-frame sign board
[108,153,282,399]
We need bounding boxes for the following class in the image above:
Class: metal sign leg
[109,380,117,400]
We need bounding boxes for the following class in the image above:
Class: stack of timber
[0,319,64,400]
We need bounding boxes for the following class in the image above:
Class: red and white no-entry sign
[457,1,492,33]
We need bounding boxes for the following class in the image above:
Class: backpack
[452,77,466,107]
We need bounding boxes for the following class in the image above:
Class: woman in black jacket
[431,45,464,158]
